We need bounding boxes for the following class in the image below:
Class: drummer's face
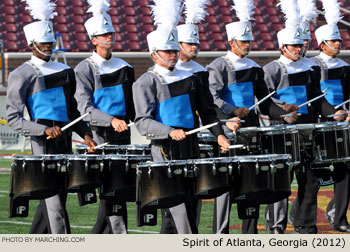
[153,50,179,70]
[282,44,303,61]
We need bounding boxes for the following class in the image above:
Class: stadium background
[0,0,350,234]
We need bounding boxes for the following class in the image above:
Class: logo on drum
[337,138,343,143]
[218,166,227,172]
[246,207,256,216]
[173,169,182,175]
[85,193,95,202]
[16,206,27,215]
[276,163,285,169]
[113,204,122,213]
[260,165,269,171]
[143,214,154,223]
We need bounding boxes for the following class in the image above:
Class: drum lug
[270,162,276,174]
[167,164,172,179]
[194,164,199,177]
[212,162,217,176]
[85,160,89,173]
[316,146,323,161]
[209,151,213,158]
[102,149,105,155]
[136,169,142,180]
[184,166,188,178]
[11,162,17,172]
[57,162,61,172]
[126,159,129,173]
[148,167,153,179]
[67,160,71,171]
[41,160,45,173]
[22,160,27,173]
[255,161,259,175]
[109,160,112,172]
[238,162,241,175]
[228,164,233,175]
[100,161,104,172]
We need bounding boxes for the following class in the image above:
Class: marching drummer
[132,0,230,234]
[206,0,288,234]
[74,0,135,234]
[263,0,346,234]
[6,0,95,234]
[311,0,350,233]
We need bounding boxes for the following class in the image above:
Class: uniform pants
[265,198,288,231]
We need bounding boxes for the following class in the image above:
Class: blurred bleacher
[1,0,350,52]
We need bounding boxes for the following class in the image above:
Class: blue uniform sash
[93,84,126,116]
[274,86,308,114]
[320,79,343,106]
[221,81,254,108]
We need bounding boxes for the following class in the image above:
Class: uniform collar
[319,52,337,62]
[278,55,297,65]
[31,55,51,66]
[154,63,176,76]
[91,51,113,65]
[227,50,246,62]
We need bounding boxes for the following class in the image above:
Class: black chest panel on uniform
[287,71,310,86]
[100,67,128,88]
[167,76,194,97]
[44,70,67,89]
[236,68,256,83]
[328,67,345,80]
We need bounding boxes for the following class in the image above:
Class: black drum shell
[99,156,150,201]
[11,156,61,200]
[193,159,231,199]
[67,156,103,192]
[137,163,188,210]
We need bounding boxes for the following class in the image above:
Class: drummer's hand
[44,126,62,139]
[233,107,250,118]
[283,111,298,124]
[283,103,299,113]
[84,135,97,153]
[218,135,230,153]
[333,110,347,121]
[169,129,186,141]
[111,118,128,133]
[225,117,241,132]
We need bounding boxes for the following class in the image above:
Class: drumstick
[280,113,301,118]
[46,112,91,140]
[248,91,276,111]
[298,93,327,108]
[326,112,348,118]
[185,122,219,135]
[322,87,329,93]
[228,144,246,149]
[128,122,134,127]
[94,142,109,149]
[220,119,246,123]
[334,99,350,109]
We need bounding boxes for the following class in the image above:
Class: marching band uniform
[74,0,135,234]
[207,0,286,233]
[311,6,350,231]
[133,0,228,233]
[6,0,93,234]
[263,11,340,232]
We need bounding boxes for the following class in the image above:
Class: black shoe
[333,225,350,233]
[293,226,318,234]
[270,227,284,234]
[325,212,334,227]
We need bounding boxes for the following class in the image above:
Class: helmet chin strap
[32,41,53,57]
[233,40,250,55]
[324,40,340,53]
[179,43,198,58]
[93,36,116,45]
[284,45,301,60]
[154,51,177,67]
[301,42,309,58]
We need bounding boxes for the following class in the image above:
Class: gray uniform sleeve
[6,71,47,136]
[74,62,114,127]
[263,63,285,108]
[132,75,173,140]
[207,60,237,114]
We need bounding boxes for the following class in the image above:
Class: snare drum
[197,132,234,157]
[191,157,232,199]
[66,155,103,192]
[314,121,349,163]
[199,144,213,158]
[227,127,260,156]
[136,160,188,210]
[310,163,335,186]
[257,124,300,164]
[231,154,292,204]
[11,155,63,199]
[100,154,151,201]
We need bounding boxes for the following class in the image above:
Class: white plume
[231,0,255,22]
[184,0,209,24]
[22,0,57,21]
[87,0,111,16]
[297,0,318,23]
[321,0,343,25]
[149,0,183,30]
[278,0,300,29]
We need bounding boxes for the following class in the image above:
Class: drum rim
[137,160,188,168]
[190,157,235,164]
[257,124,298,132]
[65,154,104,160]
[198,144,213,150]
[13,154,64,160]
[314,121,349,129]
[104,154,151,160]
[75,144,151,150]
[236,154,291,162]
